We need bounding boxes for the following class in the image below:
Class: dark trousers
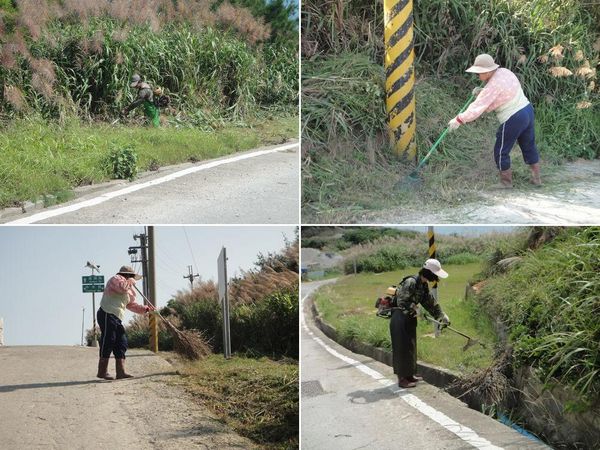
[494,103,540,171]
[390,310,417,378]
[97,307,128,359]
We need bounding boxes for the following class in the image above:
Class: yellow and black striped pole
[384,0,417,159]
[427,226,441,337]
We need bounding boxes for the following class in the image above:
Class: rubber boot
[494,169,513,189]
[96,357,114,380]
[529,163,542,186]
[115,358,134,379]
[398,376,417,388]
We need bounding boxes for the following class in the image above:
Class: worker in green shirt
[121,74,160,127]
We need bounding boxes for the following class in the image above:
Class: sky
[0,226,296,346]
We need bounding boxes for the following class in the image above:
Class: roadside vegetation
[477,227,600,405]
[0,0,298,208]
[301,0,600,222]
[301,226,521,274]
[125,234,299,448]
[0,115,297,208]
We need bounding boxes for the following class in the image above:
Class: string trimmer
[395,93,475,189]
[424,313,486,351]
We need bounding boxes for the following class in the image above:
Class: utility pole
[129,232,149,299]
[0,317,4,346]
[183,265,200,290]
[147,226,158,353]
[129,228,157,353]
[81,307,85,346]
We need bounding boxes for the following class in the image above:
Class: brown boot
[96,357,114,380]
[398,377,417,388]
[494,169,513,189]
[115,358,134,379]
[529,163,542,186]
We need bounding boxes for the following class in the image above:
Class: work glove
[472,86,483,96]
[447,117,461,131]
[440,313,450,328]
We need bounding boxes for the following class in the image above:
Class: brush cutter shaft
[425,315,473,340]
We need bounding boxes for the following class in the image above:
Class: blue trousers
[97,307,128,359]
[494,103,539,171]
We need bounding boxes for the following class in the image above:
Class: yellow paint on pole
[384,0,416,158]
[149,313,158,353]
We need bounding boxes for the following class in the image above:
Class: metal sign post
[217,247,231,359]
[82,273,104,347]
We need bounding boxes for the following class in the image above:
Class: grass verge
[313,263,498,374]
[172,353,298,449]
[0,114,298,208]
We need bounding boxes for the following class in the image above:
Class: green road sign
[82,275,104,284]
[82,284,104,293]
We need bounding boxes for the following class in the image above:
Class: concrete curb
[309,299,462,391]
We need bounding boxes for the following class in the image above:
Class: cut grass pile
[173,353,299,450]
[313,263,498,374]
[0,114,298,208]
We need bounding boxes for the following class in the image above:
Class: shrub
[107,145,138,180]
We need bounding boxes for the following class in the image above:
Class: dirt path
[0,346,254,450]
[372,159,600,224]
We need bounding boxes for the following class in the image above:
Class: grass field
[313,262,499,374]
[169,353,298,450]
[0,114,298,208]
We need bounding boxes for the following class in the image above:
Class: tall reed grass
[478,227,600,403]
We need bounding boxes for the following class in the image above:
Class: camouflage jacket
[124,82,154,113]
[393,275,443,319]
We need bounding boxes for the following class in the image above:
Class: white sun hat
[466,54,500,73]
[423,259,449,279]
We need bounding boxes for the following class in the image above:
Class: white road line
[301,293,504,450]
[6,143,298,224]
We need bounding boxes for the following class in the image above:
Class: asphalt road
[0,346,254,449]
[301,280,549,450]
[2,142,298,224]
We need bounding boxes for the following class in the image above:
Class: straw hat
[117,265,142,280]
[465,54,500,73]
[423,259,448,279]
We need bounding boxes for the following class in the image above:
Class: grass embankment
[172,354,298,450]
[478,227,600,404]
[313,262,498,374]
[0,115,298,208]
[301,0,600,223]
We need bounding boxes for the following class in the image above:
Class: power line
[182,227,199,274]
